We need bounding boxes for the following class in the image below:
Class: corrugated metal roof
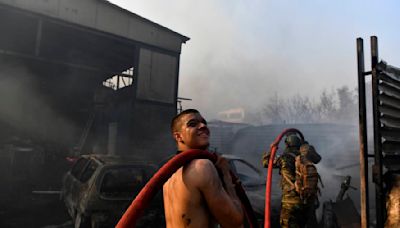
[0,0,189,52]
[98,0,189,43]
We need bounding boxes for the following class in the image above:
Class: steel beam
[357,37,369,228]
[371,35,385,228]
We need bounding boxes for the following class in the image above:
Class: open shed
[0,0,189,160]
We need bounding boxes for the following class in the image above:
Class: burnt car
[222,154,280,226]
[61,154,163,228]
[222,154,264,188]
[158,153,275,225]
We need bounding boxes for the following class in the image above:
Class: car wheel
[75,213,90,228]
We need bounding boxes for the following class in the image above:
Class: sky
[109,0,400,120]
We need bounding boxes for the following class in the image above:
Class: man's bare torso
[163,159,217,228]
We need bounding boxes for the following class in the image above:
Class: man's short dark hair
[171,109,200,133]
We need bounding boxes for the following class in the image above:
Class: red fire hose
[264,128,304,228]
[116,149,258,228]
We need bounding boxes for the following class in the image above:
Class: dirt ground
[0,193,71,228]
[0,191,166,228]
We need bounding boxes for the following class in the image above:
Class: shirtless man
[163,109,244,228]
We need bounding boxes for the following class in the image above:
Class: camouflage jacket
[262,147,302,205]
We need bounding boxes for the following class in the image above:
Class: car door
[229,159,264,188]
[75,159,99,212]
[63,157,90,217]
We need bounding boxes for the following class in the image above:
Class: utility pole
[177,97,192,113]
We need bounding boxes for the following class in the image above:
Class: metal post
[357,37,369,228]
[371,36,385,227]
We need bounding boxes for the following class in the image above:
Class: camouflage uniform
[263,147,311,228]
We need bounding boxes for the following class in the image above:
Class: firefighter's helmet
[285,134,302,148]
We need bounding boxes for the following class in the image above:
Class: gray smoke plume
[109,0,400,122]
[0,62,79,144]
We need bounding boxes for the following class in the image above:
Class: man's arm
[262,145,280,168]
[188,159,244,228]
[262,151,270,168]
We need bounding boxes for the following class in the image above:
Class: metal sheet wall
[129,101,176,160]
[137,48,177,104]
[0,0,187,52]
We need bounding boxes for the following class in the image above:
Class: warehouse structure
[0,0,189,198]
[0,0,189,161]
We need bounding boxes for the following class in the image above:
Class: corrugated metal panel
[379,82,400,100]
[381,115,400,129]
[377,61,400,81]
[380,105,400,120]
[381,126,400,142]
[0,0,189,52]
[137,48,177,103]
[380,73,400,91]
[379,94,400,110]
[382,141,400,155]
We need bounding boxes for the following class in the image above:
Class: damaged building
[0,0,188,198]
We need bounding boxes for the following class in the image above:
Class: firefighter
[262,134,317,228]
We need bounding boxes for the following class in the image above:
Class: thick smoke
[0,62,78,145]
[109,0,400,121]
[221,123,374,220]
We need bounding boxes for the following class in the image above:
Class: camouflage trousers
[280,203,317,228]
[280,203,306,228]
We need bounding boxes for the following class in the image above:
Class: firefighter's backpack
[294,144,323,203]
[300,143,321,164]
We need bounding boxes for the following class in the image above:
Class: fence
[357,36,400,228]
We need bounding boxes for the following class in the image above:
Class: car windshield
[80,160,98,182]
[70,158,89,179]
[100,166,146,198]
[231,159,263,186]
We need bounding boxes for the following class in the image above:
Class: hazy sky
[109,0,400,119]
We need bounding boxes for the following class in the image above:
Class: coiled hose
[264,128,304,228]
[116,149,258,228]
